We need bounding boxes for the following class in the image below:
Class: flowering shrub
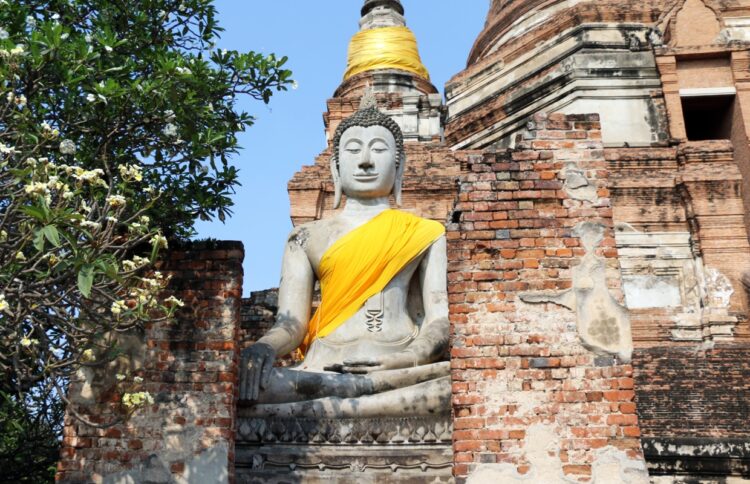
[0,125,182,404]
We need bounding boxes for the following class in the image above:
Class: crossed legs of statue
[243,361,450,418]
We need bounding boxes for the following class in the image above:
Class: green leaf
[20,206,46,222]
[77,264,94,298]
[33,230,46,252]
[42,226,61,247]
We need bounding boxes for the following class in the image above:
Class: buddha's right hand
[239,342,276,401]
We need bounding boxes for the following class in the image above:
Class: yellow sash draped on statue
[297,209,445,357]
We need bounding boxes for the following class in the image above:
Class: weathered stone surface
[235,415,453,483]
[521,220,635,362]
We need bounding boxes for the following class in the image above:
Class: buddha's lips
[353,174,379,181]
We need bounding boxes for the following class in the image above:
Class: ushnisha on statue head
[331,89,405,209]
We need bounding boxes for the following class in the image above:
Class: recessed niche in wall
[680,88,736,141]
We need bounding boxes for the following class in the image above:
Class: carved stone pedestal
[235,414,454,483]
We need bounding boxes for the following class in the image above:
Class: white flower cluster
[141,271,166,292]
[164,295,185,308]
[78,220,101,231]
[122,255,150,271]
[0,44,26,59]
[6,92,27,109]
[20,336,39,347]
[129,271,169,309]
[41,122,60,138]
[150,234,168,250]
[0,142,17,156]
[73,167,105,185]
[59,139,76,155]
[118,163,143,182]
[0,294,8,313]
[24,181,50,196]
[122,391,154,409]
[106,195,126,208]
[111,300,128,315]
[86,92,107,104]
[115,374,143,384]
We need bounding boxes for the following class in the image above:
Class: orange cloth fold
[297,210,444,357]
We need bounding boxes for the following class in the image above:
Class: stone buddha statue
[239,96,450,418]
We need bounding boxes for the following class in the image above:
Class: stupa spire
[360,0,405,29]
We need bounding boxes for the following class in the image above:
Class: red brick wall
[56,241,243,483]
[448,113,647,481]
[634,345,750,439]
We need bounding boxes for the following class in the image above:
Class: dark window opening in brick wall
[682,93,736,141]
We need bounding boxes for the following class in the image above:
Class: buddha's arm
[256,227,314,355]
[240,227,313,400]
[410,234,450,363]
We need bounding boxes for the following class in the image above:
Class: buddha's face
[338,125,398,200]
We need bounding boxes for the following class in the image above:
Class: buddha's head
[331,95,405,209]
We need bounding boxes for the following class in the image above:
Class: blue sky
[195,1,490,293]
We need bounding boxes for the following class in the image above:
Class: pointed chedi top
[361,0,404,17]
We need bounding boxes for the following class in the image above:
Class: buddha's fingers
[340,365,385,374]
[342,358,380,367]
[260,355,273,389]
[240,353,251,400]
[322,363,345,373]
[368,361,450,391]
[249,362,259,401]
[239,361,246,400]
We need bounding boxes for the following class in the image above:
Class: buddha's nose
[358,156,375,171]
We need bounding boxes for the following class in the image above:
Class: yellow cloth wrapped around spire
[344,26,430,81]
[297,210,444,357]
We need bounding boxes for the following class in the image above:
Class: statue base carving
[236,413,454,483]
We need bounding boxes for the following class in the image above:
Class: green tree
[2,0,292,237]
[0,1,292,480]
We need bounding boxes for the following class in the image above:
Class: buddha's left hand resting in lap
[239,98,450,418]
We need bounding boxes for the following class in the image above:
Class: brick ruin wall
[447,113,650,482]
[57,242,243,484]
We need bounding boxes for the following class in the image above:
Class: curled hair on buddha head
[331,88,406,209]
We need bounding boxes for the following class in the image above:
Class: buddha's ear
[394,152,405,207]
[331,154,342,209]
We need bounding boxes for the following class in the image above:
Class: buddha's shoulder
[286,218,344,246]
[289,218,342,234]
